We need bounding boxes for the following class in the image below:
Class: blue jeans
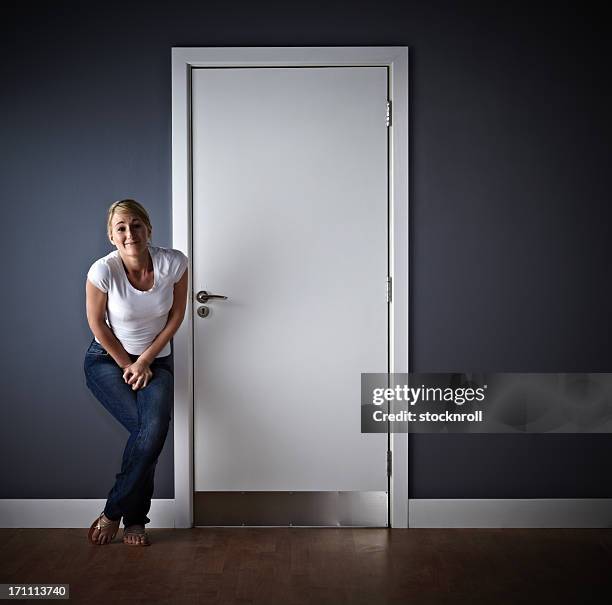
[83,338,173,527]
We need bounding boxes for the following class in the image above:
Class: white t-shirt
[87,245,188,357]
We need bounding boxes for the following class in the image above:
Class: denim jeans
[83,338,173,527]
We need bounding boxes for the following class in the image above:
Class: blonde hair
[107,199,153,243]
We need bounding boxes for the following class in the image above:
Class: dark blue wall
[1,0,610,499]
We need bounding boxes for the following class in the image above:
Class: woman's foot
[123,524,151,546]
[88,512,120,545]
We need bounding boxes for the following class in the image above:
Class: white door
[191,66,389,526]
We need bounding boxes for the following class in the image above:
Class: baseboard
[409,499,612,528]
[0,499,175,528]
[2,499,610,529]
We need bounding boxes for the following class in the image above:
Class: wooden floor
[1,528,611,604]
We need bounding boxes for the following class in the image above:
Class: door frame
[171,46,409,528]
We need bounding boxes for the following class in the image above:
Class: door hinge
[386,276,392,303]
[387,450,392,476]
[386,100,392,127]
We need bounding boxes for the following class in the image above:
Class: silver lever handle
[196,290,228,304]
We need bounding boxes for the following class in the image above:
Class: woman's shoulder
[151,245,187,261]
[88,249,121,271]
[87,250,121,292]
[151,246,188,282]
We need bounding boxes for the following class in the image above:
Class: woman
[83,199,188,546]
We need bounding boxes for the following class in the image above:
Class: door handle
[196,290,228,304]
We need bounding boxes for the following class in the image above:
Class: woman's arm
[138,269,189,365]
[85,279,133,369]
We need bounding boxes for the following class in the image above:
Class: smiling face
[109,212,151,257]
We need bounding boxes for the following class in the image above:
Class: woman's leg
[132,356,173,528]
[84,359,139,430]
[84,347,173,541]
[104,364,173,528]
[84,351,140,543]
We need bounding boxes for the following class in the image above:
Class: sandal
[123,525,151,547]
[88,512,120,545]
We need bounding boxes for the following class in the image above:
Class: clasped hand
[122,358,153,390]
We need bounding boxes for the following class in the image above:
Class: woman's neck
[120,247,152,277]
